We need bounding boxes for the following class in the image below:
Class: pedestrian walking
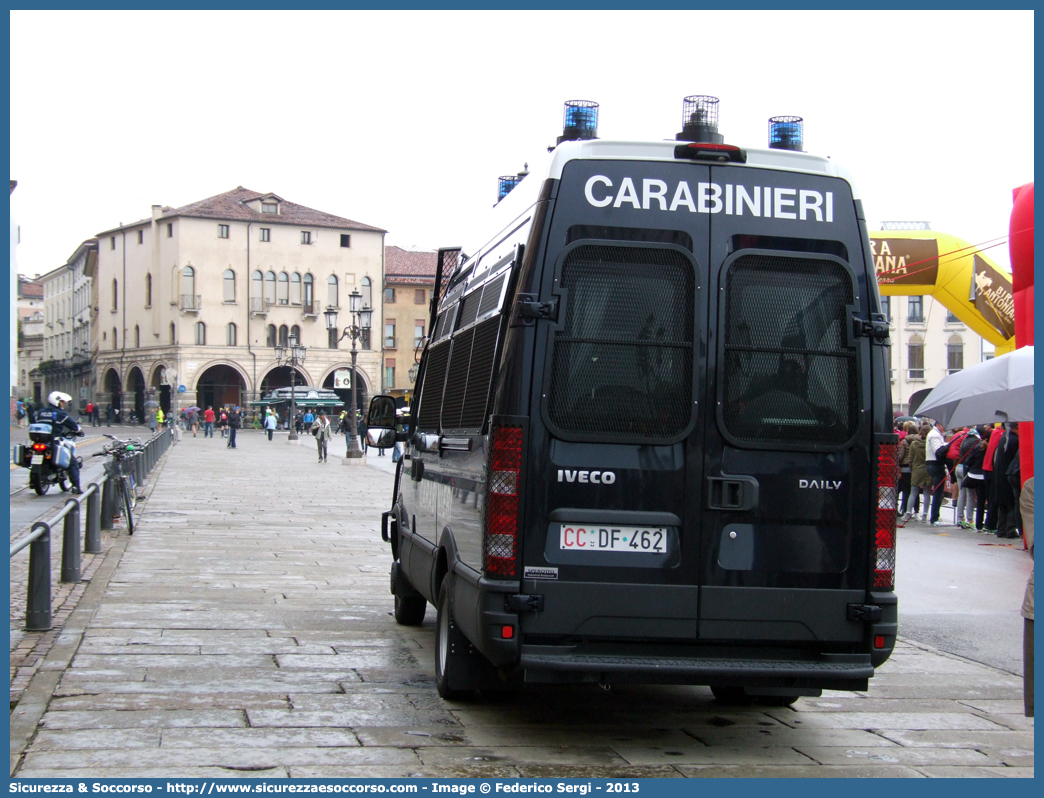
[982,423,1005,532]
[147,408,158,433]
[897,421,917,516]
[925,420,948,526]
[106,405,114,427]
[85,401,94,427]
[264,409,277,441]
[960,427,990,531]
[901,426,932,523]
[91,403,100,426]
[955,426,982,528]
[203,406,215,438]
[994,423,1022,539]
[219,408,229,438]
[227,406,241,449]
[311,413,332,462]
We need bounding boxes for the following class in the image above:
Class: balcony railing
[302,300,319,317]
[180,294,202,312]
[384,337,396,349]
[250,297,267,315]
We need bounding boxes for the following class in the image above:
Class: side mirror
[367,395,397,429]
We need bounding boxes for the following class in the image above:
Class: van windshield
[546,243,695,441]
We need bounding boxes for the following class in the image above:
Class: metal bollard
[85,484,101,553]
[26,523,52,631]
[61,499,81,583]
[101,474,114,530]
[137,451,145,484]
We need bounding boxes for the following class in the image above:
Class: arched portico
[259,365,310,397]
[321,365,370,414]
[127,366,146,423]
[150,363,172,414]
[195,362,249,410]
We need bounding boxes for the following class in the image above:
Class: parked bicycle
[91,434,141,534]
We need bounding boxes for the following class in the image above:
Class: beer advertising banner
[971,255,1016,340]
[871,238,939,285]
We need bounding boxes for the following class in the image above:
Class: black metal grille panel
[441,328,475,430]
[459,317,501,430]
[416,342,450,431]
[721,254,857,446]
[477,274,506,318]
[547,245,695,440]
[457,290,482,329]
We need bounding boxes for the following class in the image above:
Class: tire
[30,471,50,496]
[394,592,427,626]
[435,577,468,700]
[59,476,69,492]
[756,694,800,707]
[119,476,135,535]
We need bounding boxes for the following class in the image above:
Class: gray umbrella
[916,345,1033,428]
[144,400,160,408]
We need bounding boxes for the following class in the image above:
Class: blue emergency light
[498,175,523,202]
[769,116,804,151]
[557,100,599,145]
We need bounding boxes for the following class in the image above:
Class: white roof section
[461,138,860,256]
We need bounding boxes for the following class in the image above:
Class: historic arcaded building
[91,187,385,420]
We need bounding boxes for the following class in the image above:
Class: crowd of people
[896,418,1024,538]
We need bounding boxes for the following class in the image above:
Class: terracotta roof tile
[161,186,385,232]
[385,246,438,278]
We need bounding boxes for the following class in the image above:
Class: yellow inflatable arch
[870,230,1016,355]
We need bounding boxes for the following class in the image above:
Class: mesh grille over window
[546,245,695,440]
[441,328,475,429]
[721,254,857,447]
[416,342,450,430]
[459,317,501,429]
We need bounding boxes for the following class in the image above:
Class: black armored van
[367,97,898,703]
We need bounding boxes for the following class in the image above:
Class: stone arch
[103,367,122,411]
[194,361,250,411]
[320,364,371,414]
[126,365,147,423]
[259,364,311,397]
[149,363,173,414]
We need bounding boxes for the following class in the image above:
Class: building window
[385,360,395,388]
[110,236,116,250]
[946,309,961,323]
[340,234,351,248]
[227,323,237,347]
[265,271,277,305]
[947,335,964,374]
[908,335,925,380]
[218,224,230,239]
[301,231,312,245]
[182,266,195,304]
[278,272,289,304]
[361,327,371,350]
[167,223,173,238]
[170,322,176,344]
[266,324,276,347]
[262,202,277,214]
[145,273,152,307]
[360,276,372,310]
[414,288,426,305]
[195,322,206,346]
[260,228,270,243]
[134,325,140,348]
[415,321,425,349]
[327,275,338,307]
[290,272,302,305]
[384,321,396,349]
[880,296,890,321]
[278,325,289,348]
[112,278,118,310]
[303,273,314,311]
[223,269,236,302]
[908,295,924,323]
[385,287,396,303]
[251,270,263,300]
[291,325,301,342]
[112,327,118,350]
[137,230,143,244]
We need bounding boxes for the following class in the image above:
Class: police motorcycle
[14,391,85,496]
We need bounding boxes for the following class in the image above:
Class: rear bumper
[520,646,872,689]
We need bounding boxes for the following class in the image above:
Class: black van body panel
[388,152,895,691]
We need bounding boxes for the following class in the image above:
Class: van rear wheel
[394,593,427,626]
[435,577,470,700]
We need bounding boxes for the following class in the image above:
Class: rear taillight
[484,424,523,577]
[874,442,899,589]
[32,443,46,452]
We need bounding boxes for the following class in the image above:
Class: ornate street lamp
[324,290,372,458]
[274,333,307,441]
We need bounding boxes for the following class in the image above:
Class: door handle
[707,476,759,511]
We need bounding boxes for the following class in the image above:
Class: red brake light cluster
[674,142,747,163]
[484,424,523,577]
[874,442,899,589]
[31,443,47,452]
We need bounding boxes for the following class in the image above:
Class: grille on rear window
[546,244,695,441]
[457,290,482,329]
[477,274,506,318]
[720,254,857,447]
[416,342,450,430]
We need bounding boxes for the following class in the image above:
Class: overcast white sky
[10,9,1034,278]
